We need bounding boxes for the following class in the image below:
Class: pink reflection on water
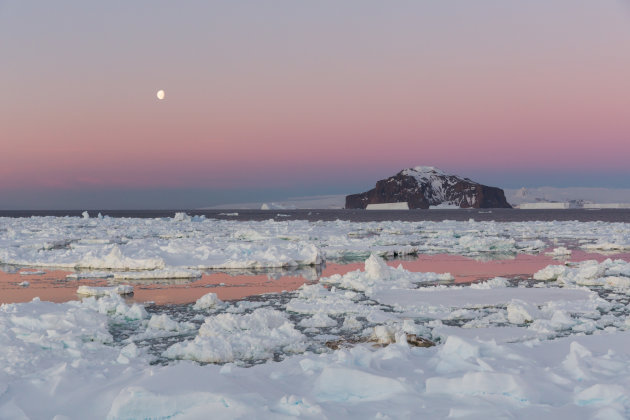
[0,270,311,305]
[1,249,629,305]
[395,250,630,283]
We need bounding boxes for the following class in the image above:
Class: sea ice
[193,292,223,310]
[163,308,307,363]
[2,216,630,418]
[3,214,630,274]
[76,284,134,296]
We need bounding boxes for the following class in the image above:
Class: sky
[1,1,630,209]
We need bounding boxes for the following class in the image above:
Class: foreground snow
[2,252,630,418]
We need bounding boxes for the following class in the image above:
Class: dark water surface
[1,208,630,222]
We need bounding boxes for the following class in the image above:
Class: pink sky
[1,1,630,207]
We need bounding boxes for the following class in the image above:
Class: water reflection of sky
[2,249,629,305]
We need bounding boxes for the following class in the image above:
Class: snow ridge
[399,165,477,207]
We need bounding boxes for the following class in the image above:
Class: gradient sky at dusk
[2,1,630,209]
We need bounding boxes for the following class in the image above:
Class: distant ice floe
[261,202,297,210]
[19,270,45,275]
[111,269,202,280]
[77,284,134,296]
[547,246,572,257]
[3,214,630,276]
[69,269,202,281]
[534,258,630,288]
[583,241,630,253]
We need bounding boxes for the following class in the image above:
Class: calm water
[3,251,629,305]
[1,208,630,222]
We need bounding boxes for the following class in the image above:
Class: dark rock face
[345,166,512,209]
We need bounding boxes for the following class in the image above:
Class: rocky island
[345,166,511,209]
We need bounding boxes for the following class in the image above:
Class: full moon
[156,89,165,100]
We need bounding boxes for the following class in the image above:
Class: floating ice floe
[147,314,195,333]
[19,270,45,275]
[547,246,572,257]
[163,308,307,363]
[193,292,224,310]
[77,246,166,271]
[67,271,114,280]
[112,268,202,280]
[583,241,630,253]
[534,258,630,289]
[469,276,509,289]
[320,253,453,296]
[77,284,134,296]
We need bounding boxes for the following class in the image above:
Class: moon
[156,89,165,100]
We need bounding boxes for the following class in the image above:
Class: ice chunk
[78,293,148,320]
[77,246,165,271]
[113,269,202,280]
[66,271,114,280]
[193,292,223,310]
[605,276,630,289]
[470,277,508,289]
[164,308,306,363]
[147,314,193,332]
[533,265,567,281]
[77,285,133,296]
[341,316,363,331]
[370,325,397,344]
[117,342,139,364]
[172,212,191,222]
[364,253,392,281]
[547,247,572,257]
[507,299,539,324]
[286,284,370,316]
[321,255,453,295]
[299,313,337,328]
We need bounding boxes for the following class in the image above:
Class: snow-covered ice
[3,214,630,275]
[2,215,630,418]
[193,292,223,310]
[76,284,134,296]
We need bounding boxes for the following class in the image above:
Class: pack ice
[1,215,630,418]
[2,213,630,275]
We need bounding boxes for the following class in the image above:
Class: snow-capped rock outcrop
[345,166,511,209]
